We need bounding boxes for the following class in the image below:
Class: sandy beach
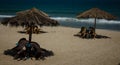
[0,24,120,65]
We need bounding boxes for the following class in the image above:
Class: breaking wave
[0,15,120,24]
[52,17,120,24]
[0,15,15,18]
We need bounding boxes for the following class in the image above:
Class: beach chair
[89,27,96,39]
[77,26,87,38]
[24,26,40,34]
[24,26,31,34]
[33,26,40,34]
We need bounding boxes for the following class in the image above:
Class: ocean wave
[51,17,120,24]
[51,17,78,21]
[0,15,120,24]
[0,15,14,18]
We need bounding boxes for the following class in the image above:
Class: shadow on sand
[74,34,111,39]
[118,63,120,65]
[17,30,47,34]
[4,48,54,61]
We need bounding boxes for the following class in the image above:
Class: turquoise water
[0,0,120,31]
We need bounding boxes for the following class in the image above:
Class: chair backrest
[80,27,86,33]
[91,27,95,33]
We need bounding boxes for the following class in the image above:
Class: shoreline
[0,16,120,31]
[59,25,120,32]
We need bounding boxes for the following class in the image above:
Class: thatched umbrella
[1,8,59,43]
[77,8,116,31]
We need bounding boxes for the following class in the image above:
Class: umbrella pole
[94,17,97,32]
[29,25,32,43]
[25,25,33,59]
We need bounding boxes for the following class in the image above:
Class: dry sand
[0,25,120,65]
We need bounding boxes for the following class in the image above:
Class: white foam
[51,17,78,22]
[0,15,120,24]
[0,15,14,18]
[51,17,120,24]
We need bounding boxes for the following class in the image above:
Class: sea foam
[0,15,15,18]
[0,15,120,24]
[52,17,120,24]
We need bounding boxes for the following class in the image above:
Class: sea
[0,0,120,31]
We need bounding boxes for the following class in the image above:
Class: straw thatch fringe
[77,8,116,20]
[1,8,59,27]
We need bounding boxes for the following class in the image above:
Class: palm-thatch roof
[77,8,116,20]
[1,8,59,27]
[76,8,116,31]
